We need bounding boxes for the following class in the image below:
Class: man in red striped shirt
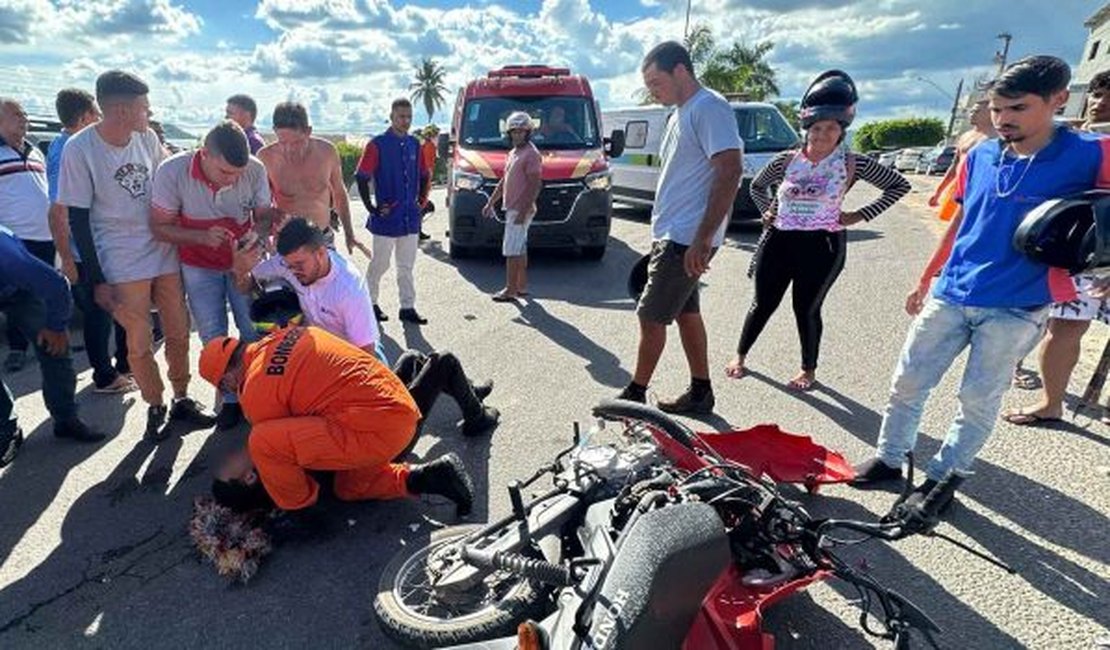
[150,121,282,430]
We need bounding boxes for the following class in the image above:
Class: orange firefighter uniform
[235,326,421,510]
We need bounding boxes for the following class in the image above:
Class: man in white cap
[482,111,543,301]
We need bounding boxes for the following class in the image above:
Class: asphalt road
[1,180,1107,649]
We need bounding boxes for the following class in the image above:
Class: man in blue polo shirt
[852,56,1110,506]
[1,227,105,466]
[356,97,430,325]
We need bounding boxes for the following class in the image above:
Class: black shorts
[636,240,714,325]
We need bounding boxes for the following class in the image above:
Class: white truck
[601,102,799,221]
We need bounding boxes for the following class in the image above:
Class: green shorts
[636,240,714,325]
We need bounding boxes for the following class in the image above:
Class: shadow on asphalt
[786,493,1028,649]
[420,234,644,312]
[507,299,631,389]
[0,383,133,568]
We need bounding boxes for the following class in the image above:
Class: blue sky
[0,0,1099,134]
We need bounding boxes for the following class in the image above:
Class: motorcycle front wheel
[374,524,552,648]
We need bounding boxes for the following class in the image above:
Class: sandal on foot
[1001,410,1062,427]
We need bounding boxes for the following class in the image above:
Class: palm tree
[410,58,448,123]
[703,41,779,101]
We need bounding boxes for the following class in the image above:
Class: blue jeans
[181,265,258,404]
[1,289,78,431]
[876,298,1049,481]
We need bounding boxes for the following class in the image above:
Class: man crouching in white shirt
[231,217,499,447]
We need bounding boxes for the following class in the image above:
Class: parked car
[877,150,899,168]
[894,147,930,172]
[915,149,937,174]
[926,145,957,175]
[26,116,64,156]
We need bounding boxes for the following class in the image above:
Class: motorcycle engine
[570,442,663,484]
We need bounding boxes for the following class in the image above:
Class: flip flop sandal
[491,292,519,303]
[1001,411,1063,427]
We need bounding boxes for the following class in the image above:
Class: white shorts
[502,210,534,257]
[1052,274,1110,323]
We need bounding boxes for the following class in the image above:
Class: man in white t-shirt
[58,70,215,442]
[617,42,743,414]
[231,217,500,440]
[0,98,56,372]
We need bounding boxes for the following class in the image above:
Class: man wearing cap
[198,326,476,517]
[482,111,543,302]
[357,98,431,324]
[150,120,282,430]
[58,70,215,441]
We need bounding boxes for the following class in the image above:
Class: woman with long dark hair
[725,70,910,390]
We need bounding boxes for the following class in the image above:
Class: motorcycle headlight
[584,170,611,191]
[453,170,485,192]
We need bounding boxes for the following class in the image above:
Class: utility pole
[995,32,1013,74]
[684,0,692,39]
[946,78,964,143]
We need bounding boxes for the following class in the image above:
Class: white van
[602,102,799,221]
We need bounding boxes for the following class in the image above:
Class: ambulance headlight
[584,170,611,191]
[453,170,484,192]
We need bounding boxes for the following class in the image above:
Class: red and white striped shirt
[0,141,51,241]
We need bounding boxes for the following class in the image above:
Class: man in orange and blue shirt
[853,56,1110,508]
[356,98,430,324]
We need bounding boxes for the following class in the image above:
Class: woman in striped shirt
[725,71,910,390]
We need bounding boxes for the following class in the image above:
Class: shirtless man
[927,98,994,213]
[257,102,366,256]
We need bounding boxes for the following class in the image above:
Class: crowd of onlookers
[0,69,452,466]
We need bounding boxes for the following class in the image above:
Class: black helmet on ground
[250,281,304,335]
[1013,190,1110,274]
[800,69,858,130]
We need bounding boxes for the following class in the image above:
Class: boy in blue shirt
[852,56,1110,507]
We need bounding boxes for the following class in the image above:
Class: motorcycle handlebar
[592,399,702,453]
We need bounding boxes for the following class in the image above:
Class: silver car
[894,147,931,173]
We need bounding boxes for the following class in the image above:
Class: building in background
[1065,3,1110,120]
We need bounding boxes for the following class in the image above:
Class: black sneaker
[902,478,957,515]
[616,384,646,404]
[373,304,389,322]
[398,308,428,325]
[169,397,217,429]
[462,406,500,436]
[0,428,23,467]
[407,452,475,517]
[471,379,494,401]
[657,388,715,414]
[849,458,903,488]
[54,418,106,443]
[145,404,169,442]
[215,403,244,431]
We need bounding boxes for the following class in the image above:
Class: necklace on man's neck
[995,145,1037,198]
[994,126,1052,197]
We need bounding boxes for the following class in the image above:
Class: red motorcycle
[374,400,1010,649]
